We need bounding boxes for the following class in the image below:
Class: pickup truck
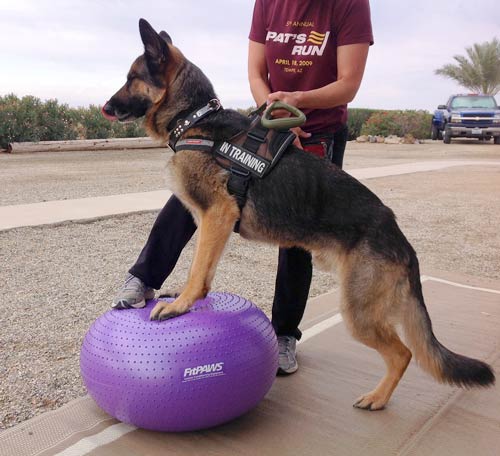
[431,94,500,144]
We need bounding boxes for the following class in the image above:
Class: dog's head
[102,19,174,122]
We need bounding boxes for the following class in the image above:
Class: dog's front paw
[157,286,184,299]
[353,391,387,411]
[149,296,193,321]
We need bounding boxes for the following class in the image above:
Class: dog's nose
[102,102,117,121]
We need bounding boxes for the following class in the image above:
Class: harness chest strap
[175,126,296,210]
[174,138,258,210]
[176,139,271,176]
[172,103,296,211]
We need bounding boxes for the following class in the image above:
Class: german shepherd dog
[102,19,494,410]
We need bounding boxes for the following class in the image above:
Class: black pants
[272,126,347,339]
[129,125,348,340]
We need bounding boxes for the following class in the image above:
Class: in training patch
[215,141,271,178]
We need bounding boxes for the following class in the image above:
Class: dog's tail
[402,253,495,388]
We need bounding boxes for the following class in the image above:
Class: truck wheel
[431,126,439,140]
[443,128,451,144]
[494,136,500,145]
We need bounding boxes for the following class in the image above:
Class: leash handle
[261,101,306,130]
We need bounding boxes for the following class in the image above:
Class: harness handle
[261,101,306,130]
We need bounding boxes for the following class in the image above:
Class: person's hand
[266,91,310,148]
[266,90,301,118]
[290,127,311,149]
[267,90,301,107]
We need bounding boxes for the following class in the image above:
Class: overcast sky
[0,0,499,112]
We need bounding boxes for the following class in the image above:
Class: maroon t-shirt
[249,0,373,134]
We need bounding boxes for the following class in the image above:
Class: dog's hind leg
[339,254,412,410]
[150,200,240,320]
[350,327,411,410]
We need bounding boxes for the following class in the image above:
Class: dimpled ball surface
[80,293,278,432]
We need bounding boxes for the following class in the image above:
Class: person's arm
[248,39,312,146]
[248,40,270,106]
[267,42,370,109]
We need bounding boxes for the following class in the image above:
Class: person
[113,0,373,376]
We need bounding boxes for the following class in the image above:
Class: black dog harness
[170,100,299,210]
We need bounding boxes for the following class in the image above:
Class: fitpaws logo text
[183,362,225,382]
[266,30,331,56]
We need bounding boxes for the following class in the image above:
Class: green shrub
[111,117,146,139]
[347,108,377,140]
[0,94,146,148]
[361,110,402,137]
[397,110,432,139]
[39,99,78,142]
[0,95,45,147]
[71,105,146,139]
[361,110,432,139]
[0,94,78,147]
[71,105,113,139]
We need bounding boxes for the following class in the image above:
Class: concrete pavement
[0,190,172,231]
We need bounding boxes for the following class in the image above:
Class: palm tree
[435,38,500,95]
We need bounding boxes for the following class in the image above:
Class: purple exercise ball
[80,292,278,432]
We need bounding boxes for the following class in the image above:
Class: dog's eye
[126,73,140,90]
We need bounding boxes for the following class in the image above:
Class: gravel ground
[1,141,499,430]
[1,139,500,206]
[0,148,169,206]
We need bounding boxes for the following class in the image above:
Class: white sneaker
[112,274,155,309]
[277,336,298,375]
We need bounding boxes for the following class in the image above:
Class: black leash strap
[248,102,267,118]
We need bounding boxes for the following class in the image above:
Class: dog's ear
[139,18,169,66]
[159,31,172,45]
